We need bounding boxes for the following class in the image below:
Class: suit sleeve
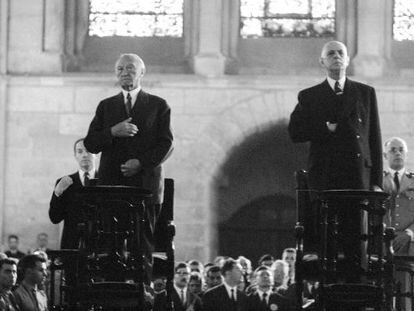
[368,87,383,188]
[139,102,173,169]
[288,91,332,143]
[84,101,113,154]
[49,179,67,224]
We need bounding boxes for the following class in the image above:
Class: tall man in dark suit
[288,40,382,191]
[49,138,97,249]
[202,258,248,311]
[83,53,173,208]
[288,41,383,281]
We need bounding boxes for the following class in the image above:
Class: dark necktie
[262,292,268,306]
[84,172,90,186]
[394,171,400,192]
[334,81,343,95]
[126,92,132,116]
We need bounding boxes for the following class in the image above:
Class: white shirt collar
[78,169,95,186]
[256,288,270,301]
[327,76,346,92]
[223,281,237,300]
[388,167,406,182]
[122,87,141,109]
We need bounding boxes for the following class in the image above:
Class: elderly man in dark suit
[288,40,382,191]
[202,258,248,311]
[49,138,97,249]
[84,53,173,207]
[288,41,383,281]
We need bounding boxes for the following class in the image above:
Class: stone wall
[1,73,413,261]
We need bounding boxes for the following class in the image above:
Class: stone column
[193,0,226,77]
[0,77,6,243]
[352,0,394,77]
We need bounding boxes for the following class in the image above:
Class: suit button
[356,135,360,139]
[396,223,400,226]
[396,214,400,217]
[396,204,399,207]
[396,195,400,198]
[358,118,362,123]
[356,153,361,158]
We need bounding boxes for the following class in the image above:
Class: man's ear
[383,151,387,159]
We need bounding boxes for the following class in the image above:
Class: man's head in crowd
[36,233,48,250]
[237,256,252,276]
[221,258,243,287]
[174,262,190,289]
[254,266,274,291]
[19,254,47,287]
[115,53,146,91]
[271,260,289,288]
[258,254,274,268]
[188,271,203,295]
[282,248,296,268]
[7,235,20,251]
[0,258,17,292]
[383,137,408,171]
[205,265,222,289]
[189,260,204,274]
[74,138,96,172]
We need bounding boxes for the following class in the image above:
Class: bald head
[319,41,349,80]
[115,53,146,91]
[384,137,408,171]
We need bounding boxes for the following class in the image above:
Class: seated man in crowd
[202,258,248,311]
[5,235,25,261]
[204,265,222,290]
[247,266,289,311]
[33,233,50,254]
[154,262,202,311]
[0,258,18,311]
[257,254,274,268]
[281,248,296,285]
[14,254,48,311]
[188,271,204,297]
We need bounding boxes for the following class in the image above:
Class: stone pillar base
[193,53,226,77]
[352,54,395,77]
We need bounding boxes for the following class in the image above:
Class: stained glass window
[89,0,184,37]
[240,0,335,38]
[393,0,414,41]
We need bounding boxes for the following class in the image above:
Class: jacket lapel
[338,78,358,121]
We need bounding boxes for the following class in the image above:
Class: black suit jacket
[247,291,290,311]
[202,284,248,311]
[49,172,85,249]
[84,90,173,204]
[153,288,202,311]
[288,78,382,190]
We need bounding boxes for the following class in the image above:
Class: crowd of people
[0,244,313,311]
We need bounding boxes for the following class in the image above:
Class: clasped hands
[111,117,138,137]
[121,159,141,177]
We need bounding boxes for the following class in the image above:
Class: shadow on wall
[214,119,308,260]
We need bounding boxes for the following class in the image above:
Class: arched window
[222,0,353,75]
[66,0,196,73]
[392,0,414,70]
[240,0,335,38]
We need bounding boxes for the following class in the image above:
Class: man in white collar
[202,258,248,311]
[383,137,414,255]
[288,40,382,281]
[49,138,97,249]
[247,266,289,311]
[154,262,202,311]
